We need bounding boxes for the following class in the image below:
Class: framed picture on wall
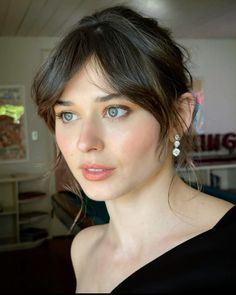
[0,85,29,162]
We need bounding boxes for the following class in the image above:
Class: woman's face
[54,62,170,201]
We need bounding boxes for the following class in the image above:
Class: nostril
[77,136,104,153]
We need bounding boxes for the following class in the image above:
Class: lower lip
[81,168,115,181]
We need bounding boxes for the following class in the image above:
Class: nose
[77,118,104,153]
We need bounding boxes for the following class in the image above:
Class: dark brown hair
[32,5,196,179]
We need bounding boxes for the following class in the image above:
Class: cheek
[112,118,160,161]
[55,127,74,158]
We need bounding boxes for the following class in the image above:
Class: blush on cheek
[119,119,160,158]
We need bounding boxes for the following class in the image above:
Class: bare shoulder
[191,189,235,228]
[178,178,235,229]
[200,190,234,211]
[70,224,107,279]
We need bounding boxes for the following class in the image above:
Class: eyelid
[103,104,131,118]
[55,111,79,123]
[55,110,77,117]
[104,104,130,110]
[105,104,130,111]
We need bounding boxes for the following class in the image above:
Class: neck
[104,161,187,251]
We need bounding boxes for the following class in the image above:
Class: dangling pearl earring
[172,134,180,157]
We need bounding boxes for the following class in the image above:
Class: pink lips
[80,164,115,181]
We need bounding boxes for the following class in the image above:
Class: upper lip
[80,163,115,170]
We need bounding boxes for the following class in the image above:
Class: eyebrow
[55,93,124,106]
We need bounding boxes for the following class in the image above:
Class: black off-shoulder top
[111,206,236,293]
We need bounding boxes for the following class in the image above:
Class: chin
[81,185,119,202]
[84,190,112,201]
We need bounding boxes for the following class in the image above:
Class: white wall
[0,37,57,186]
[180,39,236,134]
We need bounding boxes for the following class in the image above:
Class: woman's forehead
[69,58,114,93]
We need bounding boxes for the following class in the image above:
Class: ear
[179,92,195,131]
[171,92,195,139]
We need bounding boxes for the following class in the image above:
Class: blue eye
[106,106,129,118]
[58,112,79,123]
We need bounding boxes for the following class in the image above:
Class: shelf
[194,163,236,170]
[0,236,17,245]
[19,211,49,225]
[20,227,48,242]
[178,162,236,172]
[0,207,17,216]
[0,173,52,251]
[18,192,48,204]
[0,173,43,183]
[0,237,47,252]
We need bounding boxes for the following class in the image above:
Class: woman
[32,5,236,293]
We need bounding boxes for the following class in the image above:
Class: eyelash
[55,105,131,123]
[103,105,130,119]
[55,112,78,123]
